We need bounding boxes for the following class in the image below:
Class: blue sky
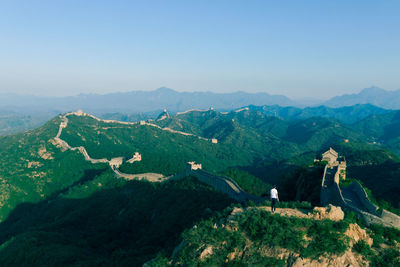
[0,0,399,99]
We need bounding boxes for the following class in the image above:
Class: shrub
[352,240,373,259]
[369,224,400,246]
[238,209,307,252]
[301,220,349,258]
[371,248,400,267]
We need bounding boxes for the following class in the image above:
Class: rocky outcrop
[199,246,214,260]
[312,204,344,221]
[344,223,373,247]
[291,250,368,267]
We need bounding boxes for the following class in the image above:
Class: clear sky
[0,0,399,99]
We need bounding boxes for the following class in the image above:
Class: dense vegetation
[2,106,399,222]
[0,174,233,266]
[248,104,390,124]
[0,105,399,266]
[279,165,325,205]
[357,223,400,266]
[156,208,351,265]
[61,115,260,175]
[354,110,400,156]
[0,117,108,221]
[154,207,400,266]
[98,111,160,123]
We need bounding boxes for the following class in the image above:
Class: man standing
[270,186,279,213]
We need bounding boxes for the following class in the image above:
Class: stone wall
[330,182,347,207]
[348,182,379,216]
[381,210,400,229]
[319,153,400,229]
[182,168,262,203]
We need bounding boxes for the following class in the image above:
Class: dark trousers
[271,198,278,212]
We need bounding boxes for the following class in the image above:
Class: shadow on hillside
[239,161,297,186]
[383,111,400,140]
[47,168,109,200]
[234,154,325,206]
[0,177,233,266]
[347,163,400,208]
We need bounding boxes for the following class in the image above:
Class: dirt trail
[229,204,345,222]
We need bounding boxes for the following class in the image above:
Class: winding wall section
[52,111,263,203]
[53,112,167,181]
[321,163,400,229]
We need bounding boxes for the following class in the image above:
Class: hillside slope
[0,117,108,221]
[0,110,399,265]
[1,109,400,221]
[0,176,233,266]
[247,104,390,124]
[152,205,400,266]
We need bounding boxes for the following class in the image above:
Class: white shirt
[270,188,278,199]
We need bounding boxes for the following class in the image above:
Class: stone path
[322,165,371,213]
[341,187,369,213]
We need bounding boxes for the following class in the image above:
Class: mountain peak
[323,86,400,109]
[156,87,176,93]
[360,86,385,95]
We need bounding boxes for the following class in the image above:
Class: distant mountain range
[0,103,395,136]
[0,87,296,113]
[1,86,400,114]
[1,86,400,135]
[323,86,400,109]
[244,104,390,124]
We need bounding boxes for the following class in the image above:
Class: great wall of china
[53,110,175,182]
[52,110,254,199]
[170,162,262,203]
[319,148,400,229]
[52,111,400,228]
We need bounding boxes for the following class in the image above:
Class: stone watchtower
[185,161,202,176]
[322,147,339,167]
[319,147,347,181]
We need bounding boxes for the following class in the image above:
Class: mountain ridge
[0,87,297,113]
[0,109,400,265]
[324,86,400,109]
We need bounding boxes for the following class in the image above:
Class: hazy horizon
[1,1,399,99]
[1,84,399,101]
[1,85,399,102]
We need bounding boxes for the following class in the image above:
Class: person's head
[273,185,277,189]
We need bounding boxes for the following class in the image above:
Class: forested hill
[153,108,400,206]
[244,104,390,124]
[0,109,399,265]
[1,108,400,221]
[154,108,363,151]
[0,100,393,136]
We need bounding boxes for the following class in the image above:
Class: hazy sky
[0,0,399,99]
